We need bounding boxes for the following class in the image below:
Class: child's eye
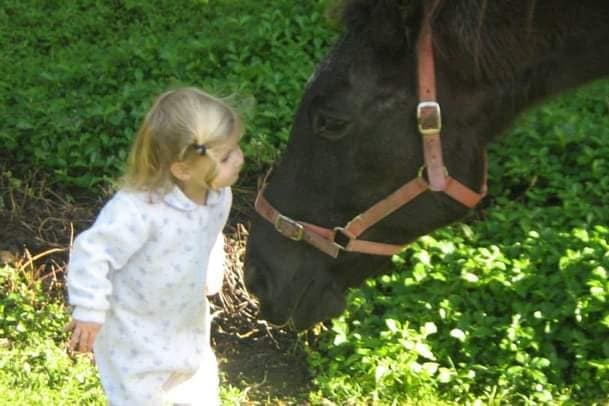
[221,152,231,163]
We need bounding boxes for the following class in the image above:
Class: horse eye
[321,116,348,132]
[313,113,350,140]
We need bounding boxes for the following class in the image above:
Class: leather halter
[254,17,488,258]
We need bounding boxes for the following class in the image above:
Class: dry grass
[0,168,275,340]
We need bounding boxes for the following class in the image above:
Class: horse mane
[339,0,538,82]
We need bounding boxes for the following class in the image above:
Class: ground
[0,170,314,405]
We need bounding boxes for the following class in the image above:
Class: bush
[1,0,337,187]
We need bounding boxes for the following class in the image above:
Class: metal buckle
[418,164,448,180]
[274,214,304,241]
[417,101,442,135]
[332,227,353,250]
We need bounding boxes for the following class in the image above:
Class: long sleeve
[67,193,150,323]
[205,233,226,296]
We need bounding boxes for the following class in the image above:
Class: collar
[162,186,225,211]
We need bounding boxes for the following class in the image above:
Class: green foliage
[0,265,104,404]
[1,0,337,188]
[307,80,609,404]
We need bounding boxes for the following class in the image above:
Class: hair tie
[192,143,207,155]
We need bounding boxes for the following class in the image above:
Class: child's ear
[170,161,191,181]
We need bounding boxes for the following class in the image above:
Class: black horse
[245,0,609,330]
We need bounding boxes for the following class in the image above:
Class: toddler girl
[66,86,244,405]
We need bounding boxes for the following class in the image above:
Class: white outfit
[67,186,231,406]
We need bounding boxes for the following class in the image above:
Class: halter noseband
[254,16,488,258]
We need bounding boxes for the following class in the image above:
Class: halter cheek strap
[254,17,487,258]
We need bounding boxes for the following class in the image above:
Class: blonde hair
[119,87,244,193]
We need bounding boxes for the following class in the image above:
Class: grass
[0,258,104,404]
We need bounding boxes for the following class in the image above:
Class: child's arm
[205,233,227,296]
[67,193,150,350]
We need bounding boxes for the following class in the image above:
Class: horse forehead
[308,34,376,87]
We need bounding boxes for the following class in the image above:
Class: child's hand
[65,319,102,353]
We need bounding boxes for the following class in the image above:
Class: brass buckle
[274,214,304,241]
[332,227,353,250]
[417,101,442,135]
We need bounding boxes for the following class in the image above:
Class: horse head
[245,0,609,330]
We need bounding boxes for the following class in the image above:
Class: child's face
[209,139,244,189]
